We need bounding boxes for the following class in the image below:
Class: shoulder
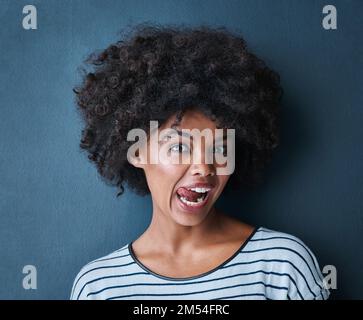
[244,227,330,300]
[70,244,134,300]
[250,227,319,260]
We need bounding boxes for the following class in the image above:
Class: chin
[169,209,211,227]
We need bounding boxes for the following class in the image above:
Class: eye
[214,145,227,156]
[169,143,190,153]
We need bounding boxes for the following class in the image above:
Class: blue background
[0,0,362,299]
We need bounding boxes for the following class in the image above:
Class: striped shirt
[70,227,330,300]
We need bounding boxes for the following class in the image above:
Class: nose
[189,142,216,176]
[190,162,216,177]
[191,164,216,177]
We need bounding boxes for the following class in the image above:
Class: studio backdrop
[0,0,362,299]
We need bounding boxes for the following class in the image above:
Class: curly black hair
[73,24,283,197]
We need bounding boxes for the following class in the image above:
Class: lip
[174,182,215,213]
[178,182,215,190]
[175,191,212,213]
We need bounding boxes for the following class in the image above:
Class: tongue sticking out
[176,187,203,202]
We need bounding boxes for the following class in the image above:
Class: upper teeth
[188,187,211,193]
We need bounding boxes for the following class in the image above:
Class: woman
[70,25,329,300]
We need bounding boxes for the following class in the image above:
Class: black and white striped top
[70,227,330,300]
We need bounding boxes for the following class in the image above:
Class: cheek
[150,163,185,177]
[216,175,231,193]
[144,164,187,196]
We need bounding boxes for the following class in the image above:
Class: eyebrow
[158,129,228,144]
[160,129,190,140]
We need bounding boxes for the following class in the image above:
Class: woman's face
[133,108,232,226]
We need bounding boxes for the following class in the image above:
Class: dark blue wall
[0,0,362,299]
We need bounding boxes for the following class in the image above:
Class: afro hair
[73,24,283,196]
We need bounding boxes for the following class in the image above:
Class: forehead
[160,108,218,132]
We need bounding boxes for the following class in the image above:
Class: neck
[144,205,225,255]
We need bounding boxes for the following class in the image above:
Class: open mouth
[175,186,212,209]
